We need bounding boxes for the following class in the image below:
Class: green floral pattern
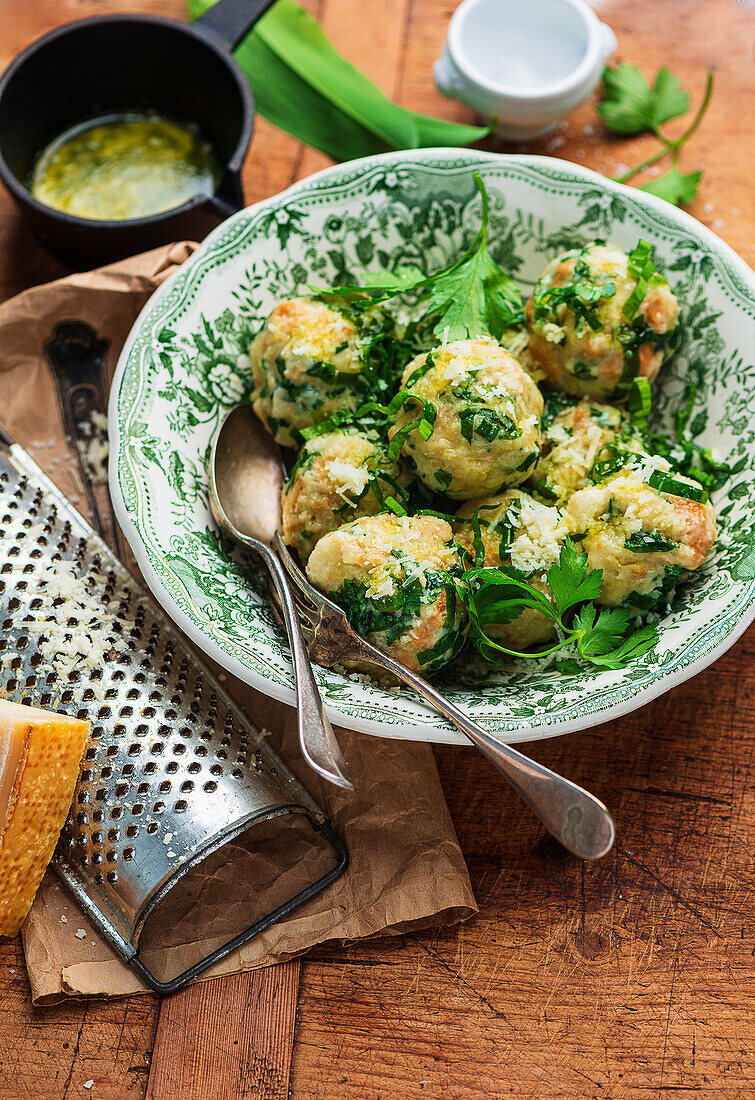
[111,152,755,743]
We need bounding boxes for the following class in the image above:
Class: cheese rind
[0,701,89,937]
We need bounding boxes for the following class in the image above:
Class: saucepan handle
[194,0,278,51]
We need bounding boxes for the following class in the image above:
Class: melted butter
[30,112,220,221]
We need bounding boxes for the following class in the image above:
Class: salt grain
[75,929,87,939]
[60,914,68,924]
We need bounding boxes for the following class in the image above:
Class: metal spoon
[208,404,354,790]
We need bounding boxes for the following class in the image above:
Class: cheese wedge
[0,699,89,937]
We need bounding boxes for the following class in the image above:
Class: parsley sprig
[597,65,714,206]
[461,539,658,670]
[314,173,523,340]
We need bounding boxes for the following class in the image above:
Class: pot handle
[194,0,278,51]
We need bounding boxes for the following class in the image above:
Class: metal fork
[271,533,615,861]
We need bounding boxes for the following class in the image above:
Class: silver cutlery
[209,405,354,790]
[272,533,615,861]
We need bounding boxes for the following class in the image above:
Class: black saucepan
[0,0,275,267]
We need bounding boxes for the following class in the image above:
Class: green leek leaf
[187,0,491,158]
[188,0,389,160]
[255,0,419,149]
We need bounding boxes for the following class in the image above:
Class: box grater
[0,428,347,993]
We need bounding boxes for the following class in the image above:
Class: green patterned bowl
[109,150,755,745]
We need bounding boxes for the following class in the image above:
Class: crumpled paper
[0,244,477,1004]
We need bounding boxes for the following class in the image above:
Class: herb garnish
[590,443,643,483]
[460,538,658,670]
[532,254,616,333]
[623,532,678,553]
[334,561,466,673]
[458,405,521,444]
[627,377,652,422]
[626,565,681,612]
[647,470,708,504]
[622,240,660,320]
[628,380,733,491]
[615,316,675,396]
[314,173,523,341]
[598,65,714,206]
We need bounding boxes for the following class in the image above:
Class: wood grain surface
[145,961,301,1100]
[0,1,753,1098]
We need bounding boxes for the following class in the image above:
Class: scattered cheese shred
[76,410,109,484]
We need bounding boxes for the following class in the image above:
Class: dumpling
[389,338,543,500]
[306,513,468,674]
[525,243,679,399]
[282,429,412,561]
[565,468,716,608]
[250,297,366,447]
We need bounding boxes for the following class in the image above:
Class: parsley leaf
[606,69,714,208]
[641,166,703,207]
[553,658,584,676]
[313,264,427,312]
[547,539,603,617]
[424,244,518,340]
[423,179,522,339]
[573,605,631,658]
[580,621,659,669]
[459,540,660,672]
[360,266,424,291]
[598,64,689,135]
[313,173,523,340]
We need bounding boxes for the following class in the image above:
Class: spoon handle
[257,544,355,790]
[334,638,613,859]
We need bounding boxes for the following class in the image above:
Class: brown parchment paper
[0,244,477,1004]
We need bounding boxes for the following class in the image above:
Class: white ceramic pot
[434,0,617,141]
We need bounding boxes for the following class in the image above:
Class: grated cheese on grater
[4,556,135,699]
[75,410,109,484]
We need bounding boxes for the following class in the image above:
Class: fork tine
[274,533,345,617]
[266,573,318,627]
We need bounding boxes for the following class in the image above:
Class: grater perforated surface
[0,437,346,991]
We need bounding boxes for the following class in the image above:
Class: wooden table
[1,1,753,1097]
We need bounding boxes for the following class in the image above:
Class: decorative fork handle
[320,622,613,860]
[273,535,613,860]
[254,541,354,790]
[350,642,613,859]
